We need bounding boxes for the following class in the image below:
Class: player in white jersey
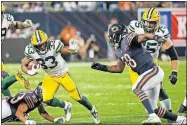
[127,8,179,119]
[1,4,32,96]
[21,30,100,124]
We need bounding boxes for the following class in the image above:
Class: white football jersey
[128,20,170,59]
[1,14,14,40]
[24,40,68,77]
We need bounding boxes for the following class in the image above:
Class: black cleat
[178,104,187,113]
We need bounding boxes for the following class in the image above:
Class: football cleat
[90,106,100,124]
[178,104,187,113]
[174,116,186,125]
[15,71,30,89]
[142,114,161,125]
[64,102,72,122]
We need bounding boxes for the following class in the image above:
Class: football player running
[127,8,179,116]
[21,30,100,124]
[91,24,186,124]
[2,82,65,124]
[1,4,32,96]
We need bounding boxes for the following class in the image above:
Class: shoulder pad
[24,44,35,59]
[49,40,64,53]
[155,25,170,39]
[9,92,26,105]
[6,14,14,22]
[128,20,144,34]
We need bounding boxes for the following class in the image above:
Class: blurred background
[2,1,186,63]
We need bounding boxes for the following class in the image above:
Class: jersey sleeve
[54,40,64,53]
[24,45,34,59]
[6,14,15,28]
[126,32,139,47]
[155,25,170,39]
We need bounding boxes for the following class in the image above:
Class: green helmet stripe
[147,8,155,20]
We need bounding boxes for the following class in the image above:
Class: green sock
[78,95,93,110]
[2,75,17,90]
[47,97,65,108]
[2,89,11,96]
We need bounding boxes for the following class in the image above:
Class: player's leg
[128,67,139,84]
[159,83,172,112]
[42,76,66,107]
[59,72,100,124]
[132,66,164,124]
[178,96,187,113]
[2,72,30,92]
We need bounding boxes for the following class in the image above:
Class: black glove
[169,71,178,85]
[154,35,167,45]
[91,62,108,72]
[1,71,9,79]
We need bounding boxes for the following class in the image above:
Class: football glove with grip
[25,120,36,125]
[27,64,41,76]
[69,38,78,53]
[169,71,178,85]
[154,35,167,45]
[22,19,33,28]
[91,62,108,72]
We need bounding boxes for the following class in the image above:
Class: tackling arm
[38,104,54,122]
[12,20,33,29]
[15,103,28,123]
[91,59,125,73]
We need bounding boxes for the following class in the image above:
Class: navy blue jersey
[115,33,155,75]
[8,90,42,115]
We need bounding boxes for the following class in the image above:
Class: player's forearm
[14,21,25,29]
[137,33,154,43]
[16,111,27,123]
[107,65,124,73]
[171,60,179,71]
[62,46,77,55]
[40,113,54,122]
[21,64,29,74]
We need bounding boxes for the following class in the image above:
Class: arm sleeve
[55,40,64,53]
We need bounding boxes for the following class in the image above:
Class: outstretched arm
[38,104,54,122]
[12,20,33,29]
[61,39,78,55]
[91,59,125,73]
[38,103,65,123]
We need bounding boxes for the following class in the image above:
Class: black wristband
[172,71,177,76]
[102,65,108,72]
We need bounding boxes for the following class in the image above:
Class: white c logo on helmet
[111,26,119,32]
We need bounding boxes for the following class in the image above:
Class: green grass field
[4,61,186,124]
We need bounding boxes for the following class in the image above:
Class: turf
[4,60,186,124]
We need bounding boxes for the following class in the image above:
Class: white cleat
[173,116,186,125]
[64,102,72,122]
[90,106,100,124]
[142,114,161,125]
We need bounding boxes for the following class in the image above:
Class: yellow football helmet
[1,4,5,12]
[142,8,160,33]
[31,30,48,54]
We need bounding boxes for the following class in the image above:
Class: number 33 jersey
[24,40,68,77]
[128,20,170,59]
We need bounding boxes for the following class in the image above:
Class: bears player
[21,30,100,124]
[2,82,65,124]
[1,3,32,96]
[91,24,186,124]
[127,8,179,114]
